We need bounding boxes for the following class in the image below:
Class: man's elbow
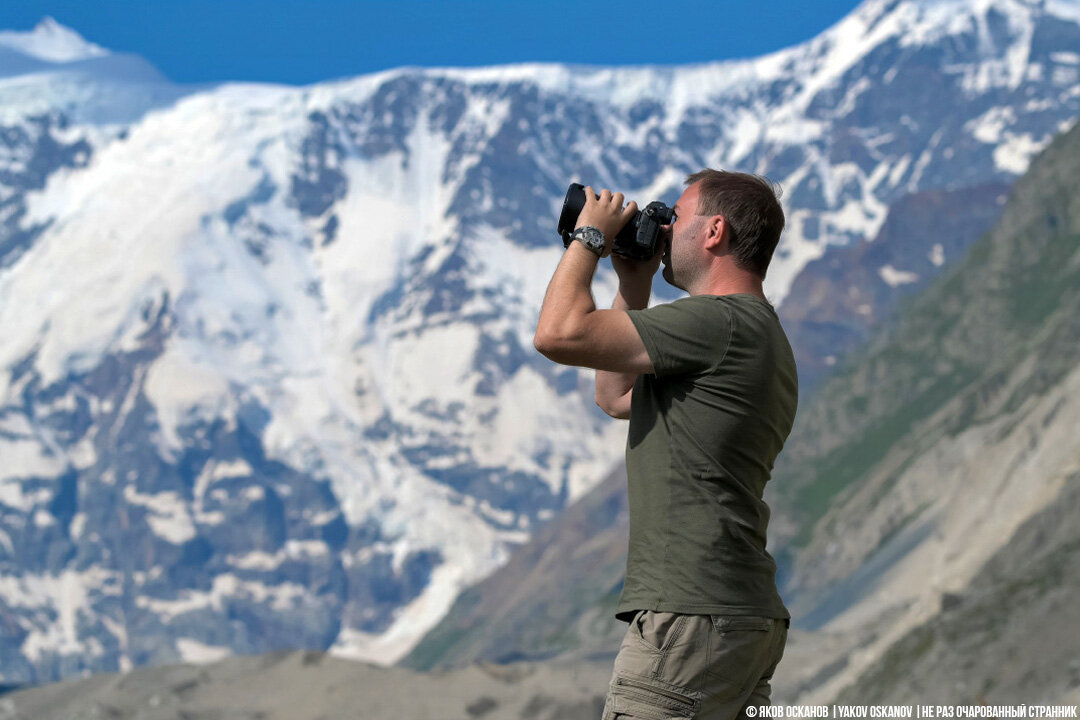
[533,326,579,365]
[595,392,631,420]
[533,329,559,361]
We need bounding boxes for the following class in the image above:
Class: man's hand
[534,185,655,376]
[576,186,638,257]
[611,233,665,287]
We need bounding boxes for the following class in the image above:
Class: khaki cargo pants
[601,610,788,720]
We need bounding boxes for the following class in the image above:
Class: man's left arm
[532,187,655,376]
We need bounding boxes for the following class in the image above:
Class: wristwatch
[570,226,606,256]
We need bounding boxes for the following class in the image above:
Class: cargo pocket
[608,674,700,719]
[704,615,775,695]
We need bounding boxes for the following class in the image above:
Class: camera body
[557,183,675,261]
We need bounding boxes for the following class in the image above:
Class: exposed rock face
[403,466,631,671]
[780,182,1011,392]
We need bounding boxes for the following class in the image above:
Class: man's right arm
[595,273,653,419]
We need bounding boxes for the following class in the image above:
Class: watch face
[575,227,604,251]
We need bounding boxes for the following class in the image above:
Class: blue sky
[2,1,863,86]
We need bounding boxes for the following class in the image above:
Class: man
[533,169,798,719]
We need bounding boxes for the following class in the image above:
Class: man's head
[662,169,785,290]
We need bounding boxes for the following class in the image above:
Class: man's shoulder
[656,292,774,309]
[639,293,730,314]
[629,295,732,338]
[645,293,779,328]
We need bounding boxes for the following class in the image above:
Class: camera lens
[557,183,588,241]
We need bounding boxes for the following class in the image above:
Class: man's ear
[703,215,728,252]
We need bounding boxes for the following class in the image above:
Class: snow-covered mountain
[0,0,1078,683]
[0,16,106,65]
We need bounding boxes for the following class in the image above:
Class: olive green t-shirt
[617,293,798,622]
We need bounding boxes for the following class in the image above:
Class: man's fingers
[581,187,638,237]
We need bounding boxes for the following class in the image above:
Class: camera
[557,183,675,261]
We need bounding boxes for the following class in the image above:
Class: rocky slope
[833,469,1080,703]
[0,650,612,720]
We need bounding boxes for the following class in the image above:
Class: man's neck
[690,268,766,299]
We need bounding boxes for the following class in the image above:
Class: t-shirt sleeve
[626,296,733,377]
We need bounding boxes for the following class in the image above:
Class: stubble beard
[662,224,692,291]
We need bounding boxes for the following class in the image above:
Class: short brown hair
[685,169,785,279]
